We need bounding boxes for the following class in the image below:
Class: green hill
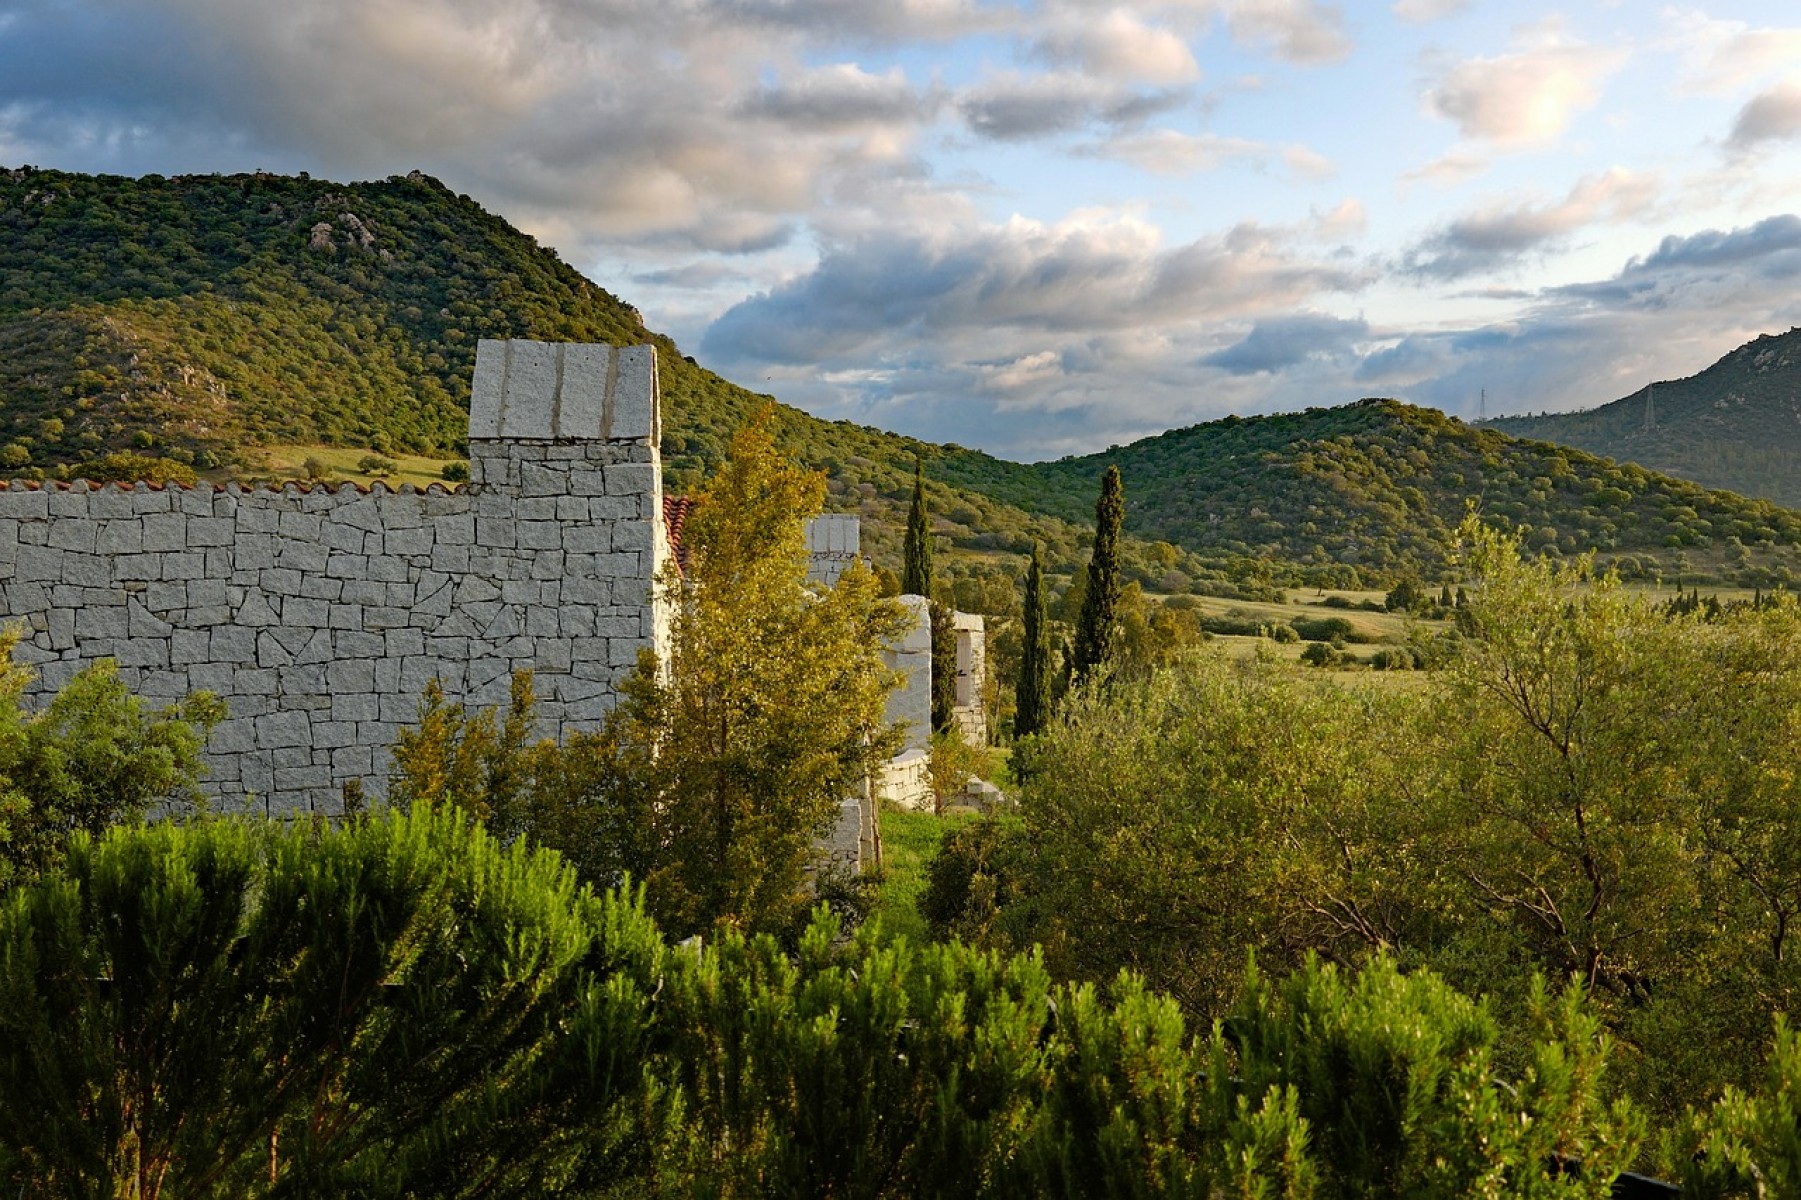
[1490,328,1801,507]
[956,398,1801,587]
[0,166,1124,585]
[6,164,1801,589]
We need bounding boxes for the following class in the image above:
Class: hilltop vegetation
[1493,327,1801,507]
[948,397,1801,586]
[0,166,1191,590]
[8,165,1801,587]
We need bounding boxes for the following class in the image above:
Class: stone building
[0,338,982,861]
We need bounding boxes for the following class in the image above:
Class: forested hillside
[1492,327,1801,506]
[955,397,1801,586]
[7,165,1801,587]
[0,166,1118,582]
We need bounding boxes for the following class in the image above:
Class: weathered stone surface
[0,344,931,862]
[0,343,671,817]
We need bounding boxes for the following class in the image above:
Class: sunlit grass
[221,444,464,489]
[871,804,977,947]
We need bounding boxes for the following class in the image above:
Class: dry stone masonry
[0,339,669,813]
[0,336,987,869]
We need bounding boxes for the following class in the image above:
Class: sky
[4,2,1801,460]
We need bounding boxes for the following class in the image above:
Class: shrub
[1231,956,1643,1198]
[70,452,199,486]
[1676,1018,1801,1198]
[919,815,1030,948]
[1292,615,1356,642]
[357,453,399,475]
[442,460,470,482]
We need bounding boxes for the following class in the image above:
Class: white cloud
[1033,8,1202,84]
[1404,149,1489,186]
[1404,166,1660,278]
[698,207,1374,454]
[1078,127,1333,181]
[740,64,940,131]
[1380,214,1801,421]
[1425,28,1626,147]
[1392,0,1467,24]
[1204,312,1368,373]
[1085,128,1268,172]
[1309,197,1366,241]
[725,0,1019,42]
[1224,0,1353,65]
[956,71,1188,140]
[0,0,978,254]
[1281,143,1336,180]
[1666,12,1801,95]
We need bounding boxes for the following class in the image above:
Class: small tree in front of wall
[930,599,957,734]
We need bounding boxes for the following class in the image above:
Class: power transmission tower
[1478,388,1486,422]
[1643,383,1655,432]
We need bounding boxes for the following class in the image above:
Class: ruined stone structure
[0,337,986,862]
[952,611,987,745]
[0,339,667,813]
[876,595,934,812]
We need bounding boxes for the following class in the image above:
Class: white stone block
[609,345,657,441]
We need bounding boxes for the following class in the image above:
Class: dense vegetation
[8,807,1801,1198]
[0,628,219,889]
[0,165,1132,589]
[930,522,1801,1169]
[938,397,1801,587]
[389,414,906,940]
[4,412,1801,1188]
[1495,328,1801,507]
[9,166,1801,591]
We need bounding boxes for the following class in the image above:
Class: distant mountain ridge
[1490,328,1801,506]
[949,398,1801,587]
[7,164,1801,587]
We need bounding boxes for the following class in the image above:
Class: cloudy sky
[5,1,1801,459]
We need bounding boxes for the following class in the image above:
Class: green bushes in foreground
[5,808,1795,1197]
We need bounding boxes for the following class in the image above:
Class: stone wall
[0,339,666,814]
[951,611,987,746]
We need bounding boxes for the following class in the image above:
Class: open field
[214,445,465,490]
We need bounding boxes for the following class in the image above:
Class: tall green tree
[396,410,909,938]
[903,457,933,597]
[930,600,958,734]
[903,458,960,734]
[1015,542,1052,739]
[1070,464,1124,681]
[645,411,908,934]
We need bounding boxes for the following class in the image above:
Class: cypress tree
[1071,465,1124,681]
[930,599,957,734]
[1015,542,1051,739]
[903,458,932,597]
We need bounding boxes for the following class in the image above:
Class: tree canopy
[393,411,909,937]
